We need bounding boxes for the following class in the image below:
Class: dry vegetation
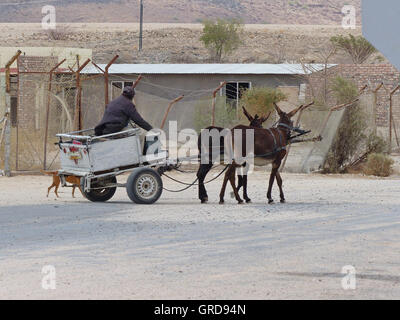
[0,23,384,65]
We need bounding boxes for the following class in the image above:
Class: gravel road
[0,172,399,299]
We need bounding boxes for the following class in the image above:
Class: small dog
[42,171,83,198]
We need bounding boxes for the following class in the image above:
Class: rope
[162,164,229,193]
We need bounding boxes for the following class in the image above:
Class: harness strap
[267,128,277,151]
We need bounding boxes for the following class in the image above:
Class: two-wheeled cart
[56,128,173,204]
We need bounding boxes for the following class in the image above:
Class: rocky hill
[0,0,361,24]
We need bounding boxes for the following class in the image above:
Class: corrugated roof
[82,64,335,75]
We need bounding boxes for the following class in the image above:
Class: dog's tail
[41,170,58,176]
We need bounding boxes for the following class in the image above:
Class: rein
[254,122,310,158]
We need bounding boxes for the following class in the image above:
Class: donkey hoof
[245,198,252,203]
[238,200,244,205]
[219,200,225,205]
[268,199,274,204]
[201,197,208,204]
[280,199,286,204]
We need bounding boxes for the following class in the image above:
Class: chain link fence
[2,68,399,174]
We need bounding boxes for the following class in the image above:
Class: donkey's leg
[237,175,244,193]
[197,163,213,203]
[231,174,243,199]
[228,168,243,204]
[231,163,244,198]
[275,171,285,203]
[267,161,280,204]
[242,162,251,203]
[219,164,236,204]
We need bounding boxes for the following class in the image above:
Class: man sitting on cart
[95,86,153,136]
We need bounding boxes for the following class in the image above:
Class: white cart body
[56,128,168,178]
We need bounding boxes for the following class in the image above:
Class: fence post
[3,50,21,177]
[389,85,400,153]
[160,95,185,130]
[212,82,226,126]
[74,59,91,131]
[104,55,119,108]
[372,83,383,135]
[43,59,67,170]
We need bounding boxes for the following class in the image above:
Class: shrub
[324,77,367,173]
[239,87,287,120]
[364,153,394,177]
[366,133,388,154]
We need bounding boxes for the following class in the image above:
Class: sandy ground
[0,171,400,300]
[0,23,362,34]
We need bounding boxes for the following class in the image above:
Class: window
[222,81,251,110]
[111,81,134,100]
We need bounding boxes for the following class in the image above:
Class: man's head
[122,86,135,100]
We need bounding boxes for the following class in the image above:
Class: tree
[239,87,287,121]
[330,34,377,64]
[200,19,243,62]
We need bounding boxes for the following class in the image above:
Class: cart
[56,128,172,204]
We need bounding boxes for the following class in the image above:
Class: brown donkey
[196,107,271,204]
[219,102,313,204]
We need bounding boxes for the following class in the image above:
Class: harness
[257,123,310,158]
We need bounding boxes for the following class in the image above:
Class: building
[307,64,400,143]
[0,47,92,121]
[81,64,329,131]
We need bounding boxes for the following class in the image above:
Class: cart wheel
[82,176,117,202]
[126,168,163,204]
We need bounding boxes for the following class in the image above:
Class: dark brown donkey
[196,107,270,204]
[219,102,313,205]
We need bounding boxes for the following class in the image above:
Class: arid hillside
[0,23,383,65]
[0,0,361,24]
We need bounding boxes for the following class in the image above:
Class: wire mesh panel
[290,107,345,173]
[289,90,378,173]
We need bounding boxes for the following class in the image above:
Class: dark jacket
[95,95,153,136]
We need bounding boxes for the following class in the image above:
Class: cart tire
[82,176,117,202]
[126,168,163,204]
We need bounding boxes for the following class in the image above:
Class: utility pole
[139,0,144,51]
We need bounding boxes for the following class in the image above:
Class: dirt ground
[0,23,371,64]
[1,171,400,300]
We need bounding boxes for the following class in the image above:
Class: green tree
[239,87,287,121]
[330,34,377,64]
[200,18,243,62]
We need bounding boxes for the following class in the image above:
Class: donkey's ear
[273,103,284,116]
[242,107,254,122]
[261,111,272,123]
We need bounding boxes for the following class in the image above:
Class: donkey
[196,107,270,204]
[219,102,313,205]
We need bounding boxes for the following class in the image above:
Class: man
[95,86,153,136]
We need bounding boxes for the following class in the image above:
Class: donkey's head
[242,107,270,128]
[273,102,314,130]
